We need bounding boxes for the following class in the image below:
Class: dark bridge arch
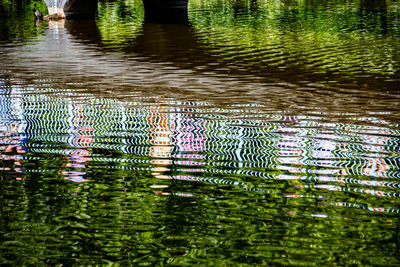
[142,0,189,23]
[63,0,189,23]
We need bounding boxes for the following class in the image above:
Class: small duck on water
[33,9,43,20]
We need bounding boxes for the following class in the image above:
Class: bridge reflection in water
[1,75,400,215]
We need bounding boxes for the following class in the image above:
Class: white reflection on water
[0,80,400,216]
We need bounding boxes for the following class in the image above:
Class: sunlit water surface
[1,0,400,265]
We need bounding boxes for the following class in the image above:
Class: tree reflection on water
[0,0,400,265]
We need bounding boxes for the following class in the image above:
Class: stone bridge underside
[64,0,189,23]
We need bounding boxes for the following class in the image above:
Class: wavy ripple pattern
[1,82,399,218]
[1,1,400,264]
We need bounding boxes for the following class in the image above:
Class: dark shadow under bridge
[62,0,189,23]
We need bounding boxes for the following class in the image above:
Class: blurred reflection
[188,0,400,85]
[0,81,399,264]
[60,101,92,182]
[96,0,144,50]
[147,99,205,196]
[147,99,173,194]
[0,80,399,206]
[48,19,65,29]
[0,85,27,177]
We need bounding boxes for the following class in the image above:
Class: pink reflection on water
[61,102,93,183]
[0,87,28,178]
[147,101,207,197]
[61,149,91,183]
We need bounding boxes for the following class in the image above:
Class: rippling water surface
[1,0,400,265]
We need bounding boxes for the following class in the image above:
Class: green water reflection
[1,0,400,265]
[96,0,144,49]
[188,0,400,80]
[1,82,400,265]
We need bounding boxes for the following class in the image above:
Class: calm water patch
[0,0,400,265]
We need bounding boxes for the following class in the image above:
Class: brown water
[1,0,400,265]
